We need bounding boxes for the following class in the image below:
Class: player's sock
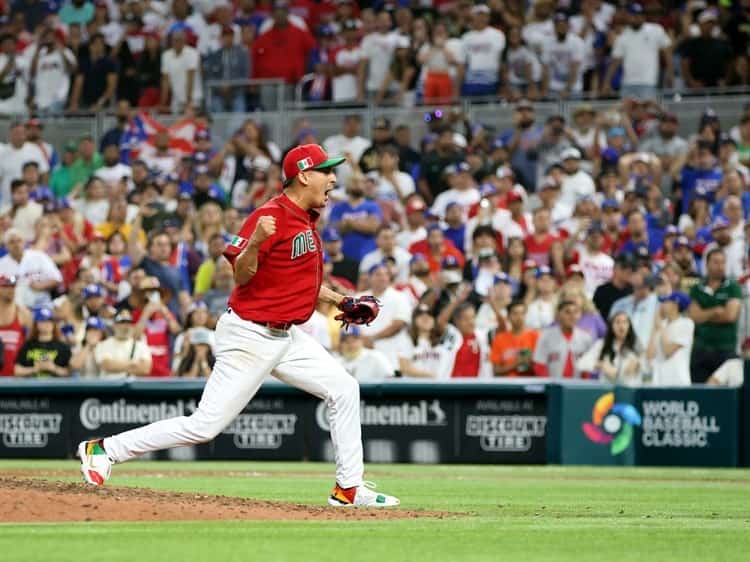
[332,483,357,504]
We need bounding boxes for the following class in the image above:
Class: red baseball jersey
[223,194,323,325]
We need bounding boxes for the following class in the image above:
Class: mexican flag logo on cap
[297,157,314,171]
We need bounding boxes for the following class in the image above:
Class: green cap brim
[313,156,346,170]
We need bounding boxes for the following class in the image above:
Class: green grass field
[1,460,749,562]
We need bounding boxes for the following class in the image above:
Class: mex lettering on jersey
[291,230,317,260]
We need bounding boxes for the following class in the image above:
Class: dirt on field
[0,476,445,523]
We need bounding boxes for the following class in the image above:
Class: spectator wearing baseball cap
[640,113,689,169]
[460,4,507,97]
[355,261,413,370]
[700,215,744,279]
[680,9,732,90]
[49,141,80,199]
[418,125,464,201]
[329,170,383,262]
[679,140,723,216]
[334,326,395,381]
[574,220,614,297]
[525,266,558,331]
[647,291,694,387]
[396,196,428,249]
[539,14,586,98]
[408,223,465,275]
[592,254,634,321]
[93,309,152,379]
[431,162,479,219]
[601,2,672,101]
[609,268,659,346]
[559,147,595,216]
[70,317,108,378]
[320,226,358,288]
[14,307,71,378]
[204,23,250,113]
[358,224,413,288]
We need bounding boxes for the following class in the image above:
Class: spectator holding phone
[70,316,108,378]
[490,300,539,377]
[176,327,215,378]
[14,307,69,378]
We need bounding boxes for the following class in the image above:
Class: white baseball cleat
[77,440,113,486]
[328,481,400,507]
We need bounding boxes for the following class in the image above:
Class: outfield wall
[0,377,745,467]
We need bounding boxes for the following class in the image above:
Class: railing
[0,88,747,159]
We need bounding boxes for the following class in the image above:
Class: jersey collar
[277,193,321,225]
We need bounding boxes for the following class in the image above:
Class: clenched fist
[251,215,276,244]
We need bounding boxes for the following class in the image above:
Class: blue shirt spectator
[329,194,382,262]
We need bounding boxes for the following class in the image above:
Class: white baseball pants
[103,310,364,488]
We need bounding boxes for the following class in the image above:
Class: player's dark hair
[452,302,475,326]
[557,299,577,312]
[472,225,496,241]
[705,247,725,263]
[507,299,526,315]
[10,179,26,193]
[600,311,639,362]
[409,304,441,347]
[375,224,394,237]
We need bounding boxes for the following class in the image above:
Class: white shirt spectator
[0,248,62,308]
[95,163,133,190]
[533,324,593,379]
[7,200,43,242]
[30,45,77,110]
[297,310,332,351]
[611,23,671,87]
[197,22,241,55]
[650,316,694,387]
[395,225,426,250]
[0,142,49,207]
[461,26,506,85]
[357,286,412,369]
[708,358,744,387]
[359,246,412,283]
[94,336,152,379]
[431,188,480,219]
[560,170,595,210]
[577,247,614,297]
[138,145,180,176]
[506,45,542,86]
[371,170,416,201]
[439,324,493,379]
[701,241,744,280]
[398,336,452,379]
[540,33,586,93]
[323,132,371,190]
[360,31,399,93]
[0,52,28,116]
[526,299,556,330]
[336,348,394,381]
[522,20,553,53]
[332,46,362,102]
[577,338,644,387]
[75,199,110,226]
[161,45,203,110]
[475,302,505,333]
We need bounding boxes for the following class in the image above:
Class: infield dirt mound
[0,477,446,523]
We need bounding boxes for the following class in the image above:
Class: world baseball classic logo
[582,392,642,455]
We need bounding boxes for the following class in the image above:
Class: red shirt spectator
[252,12,315,84]
[524,208,559,267]
[409,226,465,274]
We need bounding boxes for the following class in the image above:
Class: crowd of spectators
[0,1,747,388]
[0,1,748,114]
[0,92,746,387]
